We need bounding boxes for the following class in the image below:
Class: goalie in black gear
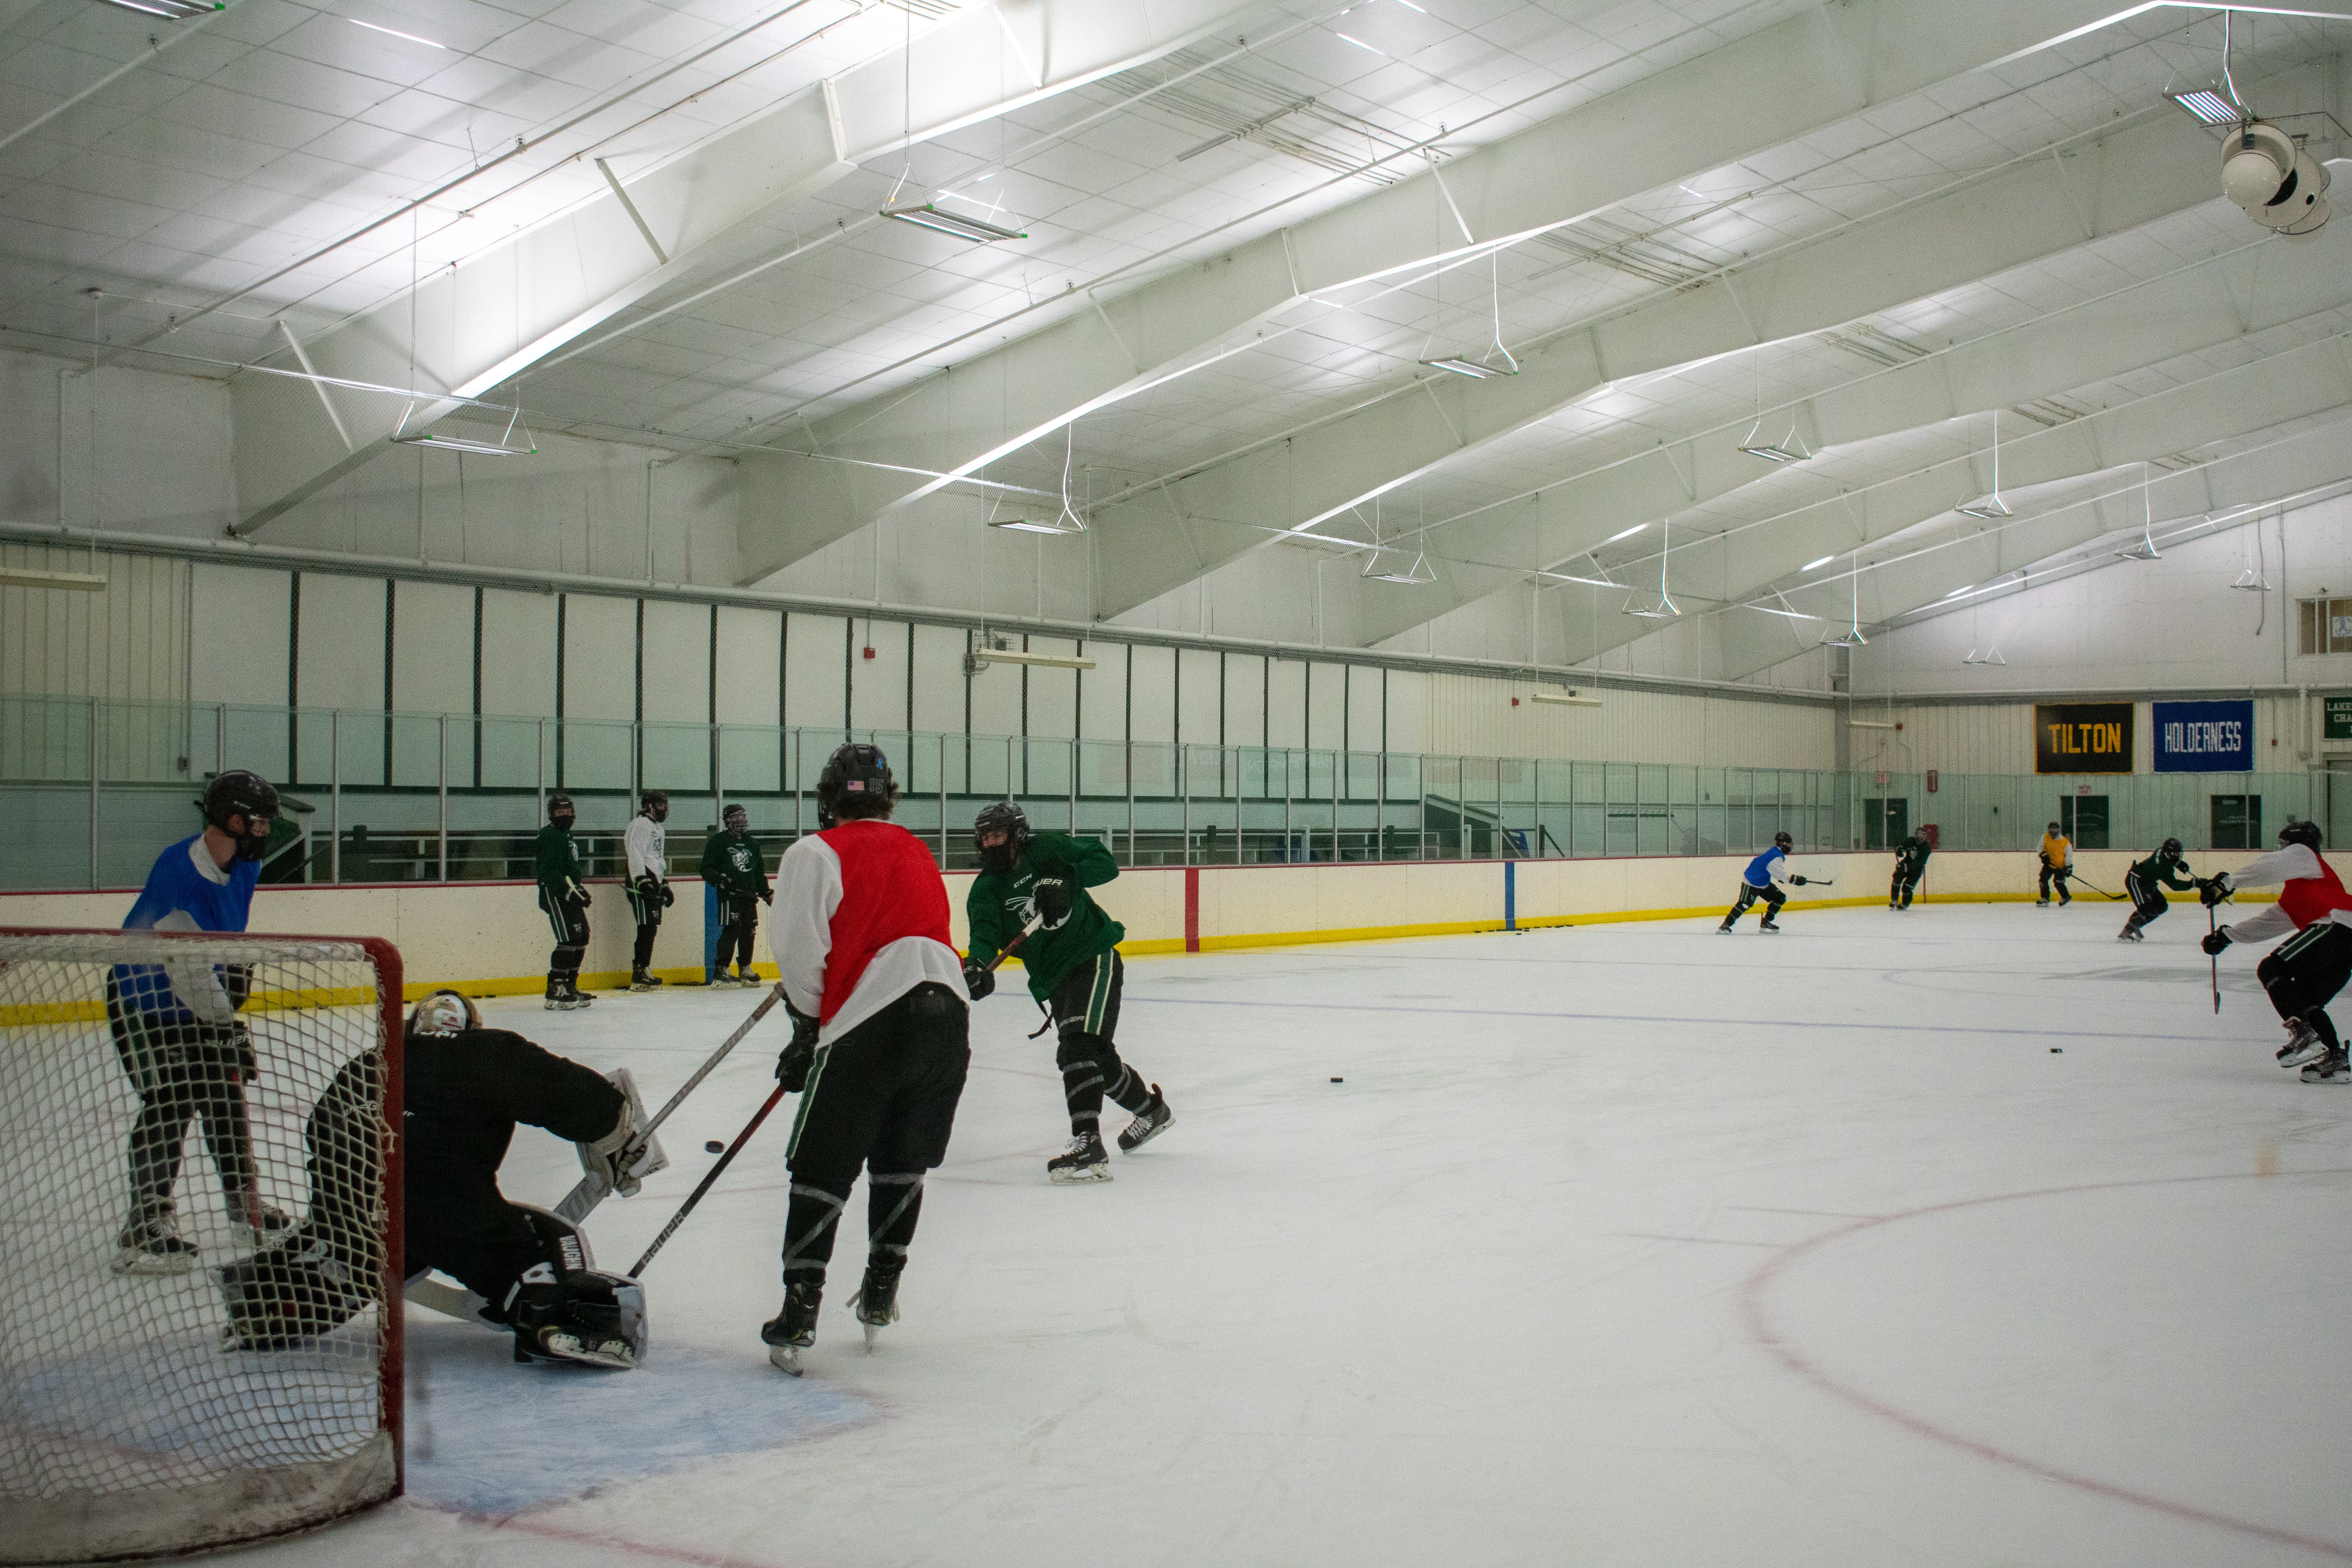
[217,991,650,1369]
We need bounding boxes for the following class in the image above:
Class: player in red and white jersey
[2200,819,2352,1083]
[759,742,968,1374]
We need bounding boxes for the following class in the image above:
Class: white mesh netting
[0,931,400,1564]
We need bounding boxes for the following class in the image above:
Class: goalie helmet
[407,989,482,1038]
[2279,819,2323,851]
[199,770,279,862]
[816,743,895,825]
[975,800,1030,874]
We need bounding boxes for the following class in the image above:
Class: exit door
[1864,797,1908,850]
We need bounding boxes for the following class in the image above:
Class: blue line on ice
[404,1319,868,1517]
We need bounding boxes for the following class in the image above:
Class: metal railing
[4,695,2341,892]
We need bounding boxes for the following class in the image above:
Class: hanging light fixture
[1820,553,1867,646]
[1622,518,1679,618]
[1421,248,1520,379]
[881,203,1027,243]
[1958,409,2013,519]
[2114,463,2161,560]
[1358,495,1434,584]
[390,400,536,456]
[1739,346,1811,464]
[986,425,1087,535]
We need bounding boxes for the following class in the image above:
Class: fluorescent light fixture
[0,567,106,591]
[1422,356,1509,379]
[1335,32,1384,53]
[2172,89,2241,125]
[1942,584,1974,599]
[1802,555,1835,572]
[391,430,535,456]
[1847,720,1898,730]
[2114,539,2161,561]
[93,0,219,16]
[987,516,1083,535]
[969,648,1096,671]
[1529,690,1602,707]
[1623,603,1678,619]
[1745,604,1821,620]
[349,18,446,46]
[1738,440,1809,464]
[1363,548,1435,584]
[881,203,1026,243]
[1820,628,1867,647]
[1603,523,1648,543]
[1534,570,1617,589]
[1956,497,2013,519]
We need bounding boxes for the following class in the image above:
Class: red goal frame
[0,926,407,1551]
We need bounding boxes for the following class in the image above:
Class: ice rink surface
[226,902,2352,1568]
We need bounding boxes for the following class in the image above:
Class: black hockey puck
[1330,1076,1343,1083]
[705,1139,725,1152]
[2049,1047,2062,1054]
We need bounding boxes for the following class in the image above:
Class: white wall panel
[1127,644,1175,744]
[784,613,848,734]
[1176,648,1220,744]
[1079,640,1127,740]
[188,565,290,708]
[1,546,187,703]
[1223,652,1266,750]
[296,576,386,713]
[966,648,1024,739]
[1024,636,1081,739]
[561,593,636,722]
[1267,657,1306,750]
[912,624,969,737]
[852,619,913,733]
[1425,673,1833,768]
[640,599,711,722]
[1384,669,1427,755]
[714,607,783,725]
[1343,665,1381,755]
[1306,662,1345,751]
[479,590,558,720]
[390,581,474,717]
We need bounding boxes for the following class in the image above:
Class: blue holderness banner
[2153,699,2254,772]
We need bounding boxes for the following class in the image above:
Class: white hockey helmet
[407,989,482,1037]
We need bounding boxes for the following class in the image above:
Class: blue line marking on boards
[1504,860,1516,931]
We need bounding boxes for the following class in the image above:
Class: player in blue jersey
[1717,831,1819,933]
[108,770,290,1274]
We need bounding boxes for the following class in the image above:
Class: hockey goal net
[0,928,403,1564]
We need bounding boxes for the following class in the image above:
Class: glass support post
[437,713,449,882]
[938,733,949,864]
[88,697,99,890]
[330,710,341,884]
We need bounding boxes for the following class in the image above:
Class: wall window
[2210,794,2263,850]
[2299,599,2352,655]
[2060,796,2108,849]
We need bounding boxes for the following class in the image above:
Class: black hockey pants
[2122,869,2169,934]
[1047,951,1156,1136]
[2258,922,2352,1053]
[2040,863,2073,903]
[626,881,664,971]
[780,984,970,1294]
[1723,882,1785,927]
[542,895,589,991]
[715,896,760,973]
[105,977,259,1223]
[1890,866,1923,907]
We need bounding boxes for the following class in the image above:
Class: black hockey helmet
[1772,830,1792,849]
[817,743,896,824]
[547,791,577,825]
[2048,821,2063,834]
[641,789,669,820]
[2161,837,2183,858]
[199,770,279,862]
[407,989,482,1038]
[722,802,748,833]
[2279,819,2323,851]
[974,800,1030,874]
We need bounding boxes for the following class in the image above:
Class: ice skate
[629,967,663,992]
[1757,918,1781,933]
[544,980,570,1011]
[1118,1086,1173,1153]
[2279,1018,2329,1069]
[1715,922,1735,935]
[735,967,760,987]
[761,1280,823,1375]
[2035,898,2050,907]
[850,1255,904,1352]
[229,1201,295,1250]
[2116,924,2143,942]
[564,978,595,1009]
[2302,1047,2350,1084]
[113,1206,197,1276]
[1047,1131,1112,1183]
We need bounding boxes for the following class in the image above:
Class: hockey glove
[581,1110,644,1198]
[2202,928,2233,956]
[1033,878,1074,930]
[661,882,675,908]
[776,1003,819,1092]
[566,878,591,907]
[2200,875,2231,907]
[1788,875,1808,886]
[963,958,995,1002]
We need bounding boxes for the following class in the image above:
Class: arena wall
[4,849,2320,1000]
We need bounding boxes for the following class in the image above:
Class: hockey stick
[629,1083,788,1278]
[2059,871,2125,900]
[552,982,789,1225]
[2209,900,2221,1014]
[985,920,1038,973]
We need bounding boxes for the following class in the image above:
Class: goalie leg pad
[508,1265,648,1370]
[216,1226,372,1351]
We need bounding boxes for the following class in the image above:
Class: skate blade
[111,1251,196,1277]
[2302,1071,2352,1084]
[862,1324,882,1354]
[1049,1165,1112,1184]
[2281,1044,2331,1070]
[768,1344,805,1376]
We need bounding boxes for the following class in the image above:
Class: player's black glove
[2201,928,2232,956]
[662,882,676,907]
[776,1004,818,1092]
[1788,875,1808,886]
[565,878,590,906]
[2199,875,2230,907]
[759,888,773,906]
[1033,878,1074,929]
[963,958,995,1002]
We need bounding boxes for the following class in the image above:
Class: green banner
[2327,695,2352,740]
